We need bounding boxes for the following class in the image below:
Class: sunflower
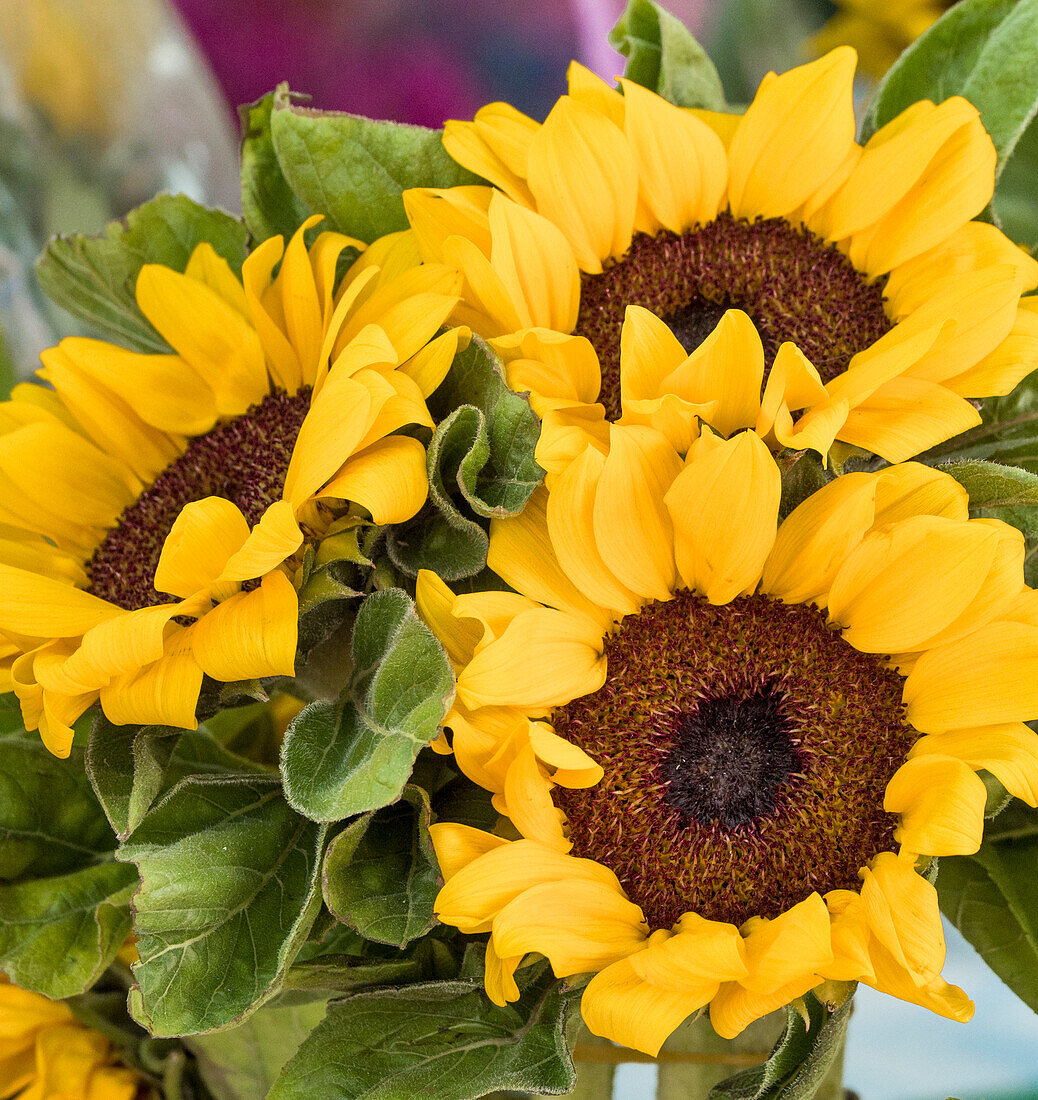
[813,0,953,80]
[0,976,147,1099]
[416,424,1038,1054]
[401,48,1038,474]
[0,219,463,757]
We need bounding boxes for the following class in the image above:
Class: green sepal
[87,716,269,841]
[388,336,543,580]
[609,0,727,110]
[118,775,327,1035]
[860,0,1038,209]
[777,450,830,521]
[186,995,330,1100]
[268,83,481,244]
[35,193,248,351]
[0,736,137,998]
[267,963,580,1100]
[239,91,313,245]
[294,522,370,654]
[321,785,439,947]
[281,589,454,823]
[709,992,853,1099]
[938,798,1038,1014]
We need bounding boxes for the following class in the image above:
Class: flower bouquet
[2,1,1038,1097]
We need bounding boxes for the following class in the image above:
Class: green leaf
[186,996,329,1100]
[609,0,726,110]
[994,113,1038,248]
[939,459,1038,508]
[239,92,313,244]
[860,0,1038,186]
[35,193,248,351]
[0,737,117,881]
[938,798,1038,1013]
[281,589,454,823]
[267,969,578,1100]
[0,862,136,999]
[87,717,269,840]
[118,775,326,1035]
[0,736,137,998]
[709,994,852,1100]
[388,336,543,580]
[322,785,438,947]
[268,84,480,244]
[778,451,830,521]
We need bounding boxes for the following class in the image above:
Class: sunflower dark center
[573,212,892,421]
[662,685,800,830]
[87,388,311,611]
[553,591,915,930]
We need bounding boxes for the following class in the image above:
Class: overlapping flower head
[401,47,1038,476]
[417,424,1038,1055]
[0,217,463,757]
[0,974,147,1099]
[814,1,952,78]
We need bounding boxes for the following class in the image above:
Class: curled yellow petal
[886,755,987,857]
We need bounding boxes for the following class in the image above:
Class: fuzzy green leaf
[388,336,543,580]
[994,114,1038,248]
[186,996,329,1100]
[938,799,1038,1013]
[709,994,852,1099]
[321,785,438,947]
[118,775,326,1035]
[860,0,1038,186]
[609,0,726,110]
[940,460,1038,509]
[87,717,269,840]
[0,736,136,998]
[269,84,480,244]
[35,194,248,351]
[281,589,454,823]
[239,92,313,244]
[267,969,579,1100]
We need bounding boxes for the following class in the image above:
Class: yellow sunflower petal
[428,822,510,881]
[494,328,601,412]
[620,79,727,234]
[567,61,625,125]
[631,913,748,989]
[190,569,297,681]
[709,974,824,1041]
[484,937,522,1006]
[836,376,982,464]
[904,621,1038,733]
[860,852,945,984]
[885,755,987,857]
[455,607,605,712]
[100,647,203,729]
[403,186,494,264]
[135,264,269,415]
[823,890,875,983]
[740,893,834,994]
[827,516,1003,654]
[415,571,483,667]
[526,96,638,272]
[215,500,304,588]
[582,939,715,1057]
[241,233,302,393]
[317,435,428,524]
[865,937,974,1022]
[488,193,580,332]
[548,444,642,616]
[727,48,857,220]
[0,565,121,637]
[185,241,250,316]
[488,486,614,631]
[946,296,1038,399]
[153,497,250,599]
[909,725,1038,807]
[666,429,780,605]
[528,721,604,789]
[871,462,969,525]
[593,424,681,601]
[434,839,620,933]
[443,111,536,208]
[762,472,877,606]
[492,878,648,975]
[502,740,568,851]
[401,328,467,398]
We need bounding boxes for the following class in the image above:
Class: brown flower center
[553,591,914,930]
[87,388,311,611]
[573,213,892,420]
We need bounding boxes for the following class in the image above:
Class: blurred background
[0,2,1035,1096]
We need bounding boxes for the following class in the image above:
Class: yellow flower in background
[813,0,953,80]
[0,976,146,1099]
[403,48,1038,475]
[418,425,1038,1054]
[0,218,463,757]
